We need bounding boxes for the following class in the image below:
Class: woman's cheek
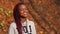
[19,11,23,15]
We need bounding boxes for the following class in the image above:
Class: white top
[8,19,36,34]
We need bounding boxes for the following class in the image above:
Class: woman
[8,3,36,34]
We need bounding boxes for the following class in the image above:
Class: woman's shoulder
[10,21,16,27]
[27,19,35,25]
[30,21,35,24]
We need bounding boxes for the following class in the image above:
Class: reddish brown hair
[13,3,25,34]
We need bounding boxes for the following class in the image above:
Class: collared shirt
[8,19,36,34]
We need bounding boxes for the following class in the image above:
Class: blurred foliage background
[0,0,60,34]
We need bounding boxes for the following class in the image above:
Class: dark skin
[19,4,28,23]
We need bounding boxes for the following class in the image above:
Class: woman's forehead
[19,5,27,9]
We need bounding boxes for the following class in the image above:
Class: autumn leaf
[0,7,3,12]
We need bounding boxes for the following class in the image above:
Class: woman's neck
[20,18,27,23]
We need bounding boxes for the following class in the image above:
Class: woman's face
[19,4,28,18]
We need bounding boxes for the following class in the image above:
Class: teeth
[24,13,27,14]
